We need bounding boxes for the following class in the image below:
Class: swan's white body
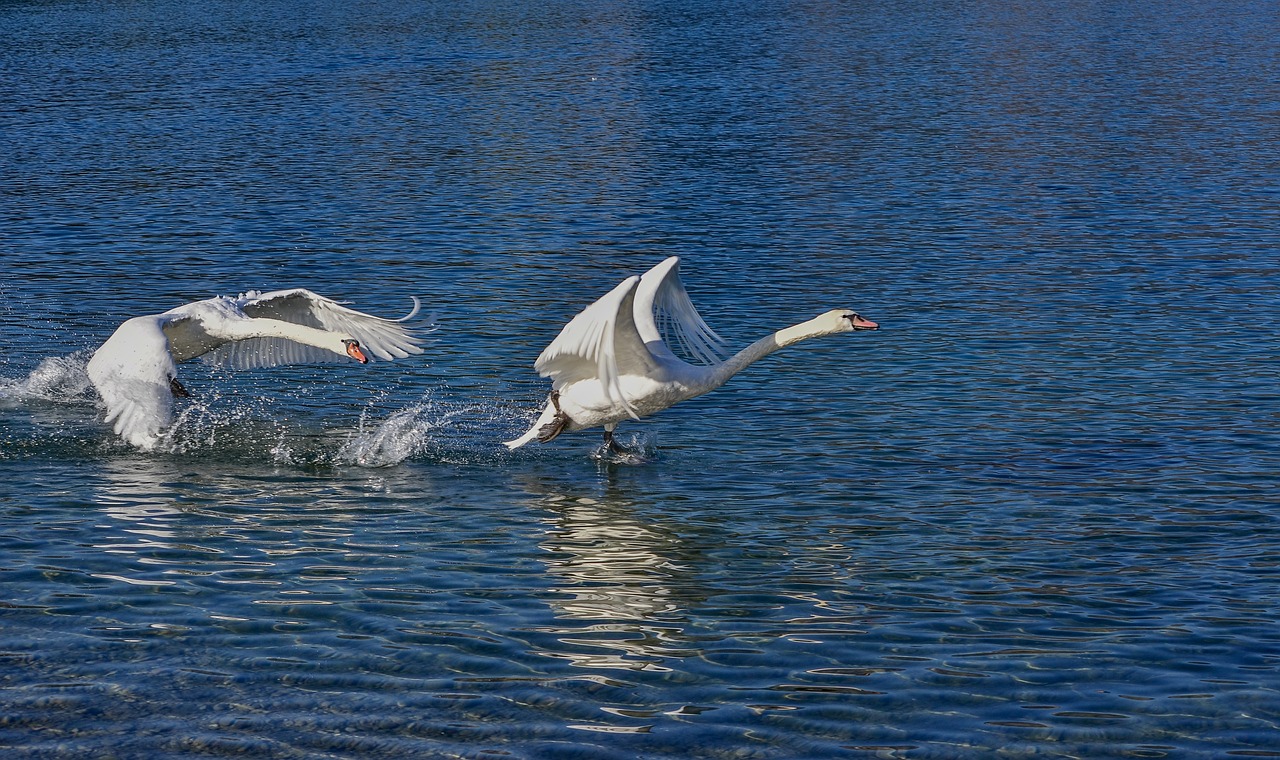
[504,257,878,449]
[86,288,425,450]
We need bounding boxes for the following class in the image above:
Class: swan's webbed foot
[537,416,568,443]
[169,378,192,398]
[591,427,654,464]
[536,391,570,443]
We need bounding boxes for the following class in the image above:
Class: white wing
[206,288,426,369]
[86,315,178,450]
[199,336,348,370]
[633,256,726,366]
[533,275,656,419]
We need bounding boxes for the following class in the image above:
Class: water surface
[2,0,1279,757]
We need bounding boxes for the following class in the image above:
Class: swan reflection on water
[520,475,708,672]
[93,456,197,542]
[90,457,367,560]
[542,495,686,621]
[519,472,877,678]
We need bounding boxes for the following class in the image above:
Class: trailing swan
[86,288,425,450]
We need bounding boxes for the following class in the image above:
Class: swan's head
[819,309,879,334]
[343,339,369,364]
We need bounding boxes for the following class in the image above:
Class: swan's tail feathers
[504,399,560,450]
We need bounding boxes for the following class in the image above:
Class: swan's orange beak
[850,315,879,330]
[346,342,369,364]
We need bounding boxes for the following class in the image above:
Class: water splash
[2,357,531,466]
[159,393,283,457]
[335,391,508,467]
[0,352,95,406]
[0,355,291,456]
[0,352,103,458]
[589,432,658,466]
[335,403,438,467]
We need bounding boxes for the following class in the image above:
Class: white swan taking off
[87,288,426,450]
[504,257,878,451]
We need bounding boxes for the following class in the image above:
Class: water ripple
[3,0,1280,756]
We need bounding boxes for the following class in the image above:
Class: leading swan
[87,288,426,450]
[504,257,878,452]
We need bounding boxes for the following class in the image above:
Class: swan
[504,257,878,452]
[86,288,426,450]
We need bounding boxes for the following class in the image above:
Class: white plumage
[86,288,425,450]
[505,256,878,451]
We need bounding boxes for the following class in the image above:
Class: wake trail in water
[3,357,548,466]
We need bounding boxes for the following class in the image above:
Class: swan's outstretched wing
[201,337,352,370]
[206,288,426,369]
[633,256,726,366]
[86,315,179,450]
[238,288,425,359]
[533,275,656,419]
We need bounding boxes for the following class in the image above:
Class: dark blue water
[3,0,1279,757]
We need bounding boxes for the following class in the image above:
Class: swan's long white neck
[705,315,838,390]
[220,317,348,355]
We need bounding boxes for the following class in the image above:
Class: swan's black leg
[592,424,650,463]
[536,391,570,443]
[602,427,623,453]
[169,378,192,398]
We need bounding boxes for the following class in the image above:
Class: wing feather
[218,288,427,365]
[634,257,726,366]
[203,337,348,370]
[86,316,177,450]
[533,275,654,418]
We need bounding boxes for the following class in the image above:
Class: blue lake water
[3,0,1279,757]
